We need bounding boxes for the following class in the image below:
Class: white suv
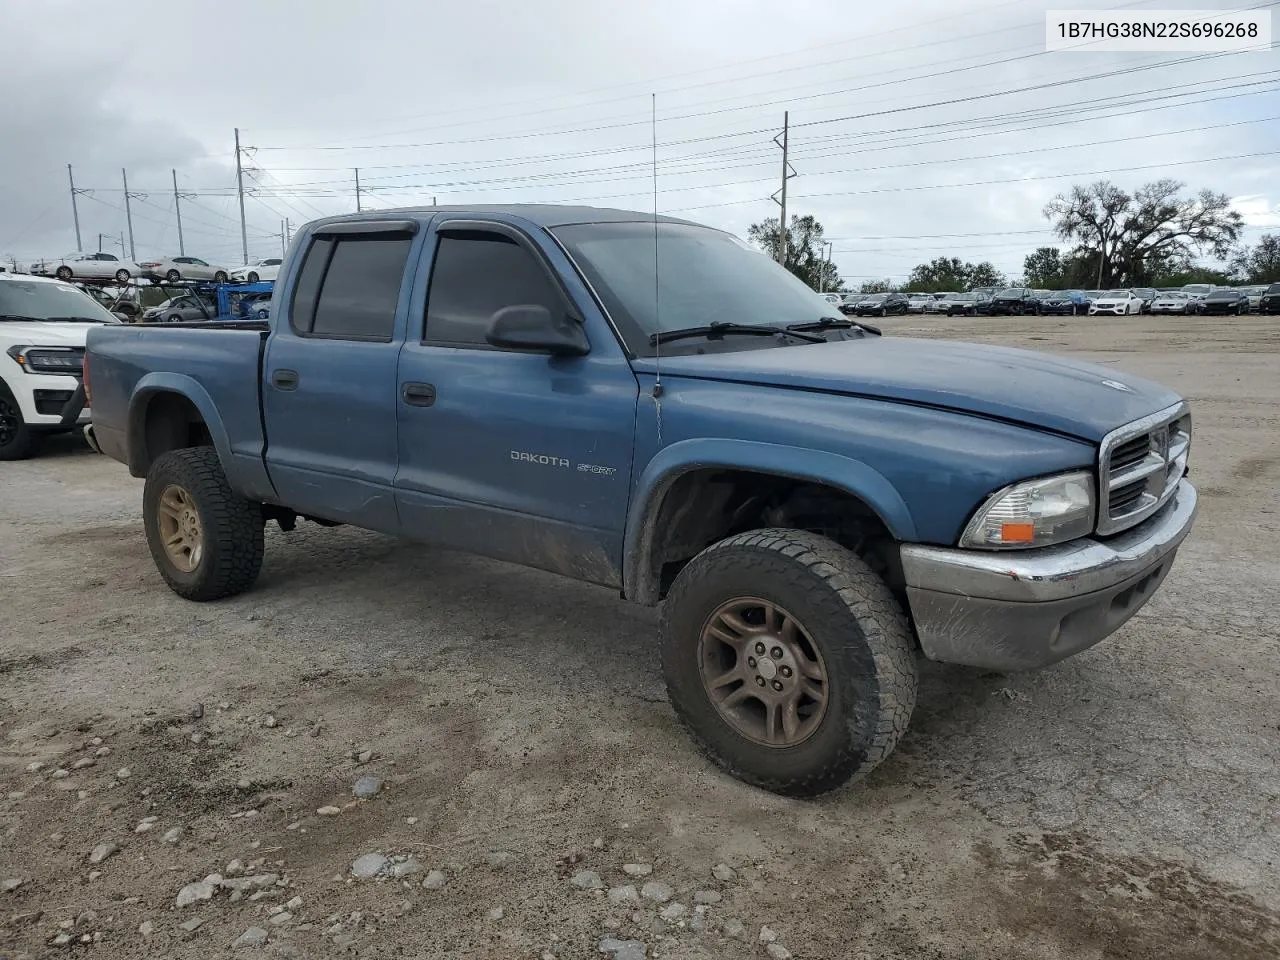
[0,273,121,459]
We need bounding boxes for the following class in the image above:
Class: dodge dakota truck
[84,205,1198,796]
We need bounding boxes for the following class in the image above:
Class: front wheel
[114,269,130,283]
[143,447,264,601]
[165,269,181,282]
[660,529,918,797]
[55,266,72,281]
[213,270,228,283]
[0,386,41,461]
[247,271,259,283]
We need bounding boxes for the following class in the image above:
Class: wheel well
[135,392,212,474]
[641,468,902,602]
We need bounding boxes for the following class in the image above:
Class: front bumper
[900,480,1197,671]
[7,371,90,428]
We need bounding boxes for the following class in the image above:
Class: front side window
[291,234,411,340]
[423,231,562,347]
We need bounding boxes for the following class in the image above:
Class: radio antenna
[651,93,663,403]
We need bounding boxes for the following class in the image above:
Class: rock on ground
[608,885,639,904]
[571,870,605,890]
[759,925,778,943]
[712,863,735,882]
[693,890,722,904]
[352,776,382,799]
[640,881,673,903]
[87,842,118,864]
[659,902,687,921]
[350,854,389,879]
[622,863,653,877]
[422,870,446,890]
[722,918,747,940]
[233,926,270,949]
[598,937,647,960]
[766,945,792,959]
[176,877,219,908]
[390,858,423,878]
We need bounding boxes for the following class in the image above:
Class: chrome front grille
[1097,402,1191,535]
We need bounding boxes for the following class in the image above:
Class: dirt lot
[1,313,1277,960]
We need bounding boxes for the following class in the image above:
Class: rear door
[262,219,422,532]
[393,218,639,585]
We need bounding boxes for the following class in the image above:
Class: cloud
[2,0,1275,280]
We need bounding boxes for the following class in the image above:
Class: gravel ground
[1,312,1277,959]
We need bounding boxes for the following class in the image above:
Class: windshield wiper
[649,321,825,346]
[0,314,46,322]
[786,317,882,337]
[45,316,111,323]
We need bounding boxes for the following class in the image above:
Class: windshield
[952,293,975,301]
[553,221,838,353]
[0,279,121,323]
[861,293,887,302]
[1104,290,1131,296]
[995,288,1024,297]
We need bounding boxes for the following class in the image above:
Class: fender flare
[622,438,918,604]
[126,372,234,477]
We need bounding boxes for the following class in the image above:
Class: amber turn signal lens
[1000,522,1035,543]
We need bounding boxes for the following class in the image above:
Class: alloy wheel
[698,597,829,747]
[156,484,204,573]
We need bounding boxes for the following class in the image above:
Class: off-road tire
[143,447,264,601]
[660,528,918,797]
[0,384,41,461]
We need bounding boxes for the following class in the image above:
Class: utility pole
[234,128,249,266]
[172,169,194,256]
[284,218,290,244]
[355,168,362,212]
[770,112,796,267]
[121,169,139,261]
[68,164,84,252]
[280,220,286,258]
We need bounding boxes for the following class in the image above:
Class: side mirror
[485,304,589,357]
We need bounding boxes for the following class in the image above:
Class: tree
[1230,234,1280,283]
[904,257,1006,292]
[1023,247,1064,288]
[746,214,841,291]
[1043,179,1243,287]
[859,278,895,293]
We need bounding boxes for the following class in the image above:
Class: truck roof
[305,204,703,230]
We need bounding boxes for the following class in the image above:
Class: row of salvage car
[823,283,1279,318]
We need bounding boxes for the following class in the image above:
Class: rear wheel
[213,270,228,283]
[0,386,41,461]
[165,269,181,282]
[143,447,264,601]
[55,266,72,281]
[114,269,130,283]
[660,529,918,797]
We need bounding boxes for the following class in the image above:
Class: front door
[394,222,639,586]
[262,223,421,532]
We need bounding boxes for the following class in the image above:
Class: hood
[0,321,103,345]
[632,337,1180,441]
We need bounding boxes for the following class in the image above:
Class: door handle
[271,369,299,390]
[401,382,436,407]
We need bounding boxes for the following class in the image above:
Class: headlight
[959,470,1095,549]
[6,345,84,374]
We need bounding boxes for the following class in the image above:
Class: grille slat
[1098,405,1191,535]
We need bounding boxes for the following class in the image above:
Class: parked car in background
[1149,292,1193,314]
[138,256,230,284]
[1239,285,1269,312]
[987,287,1038,315]
[77,282,140,320]
[0,272,120,459]
[926,292,956,314]
[942,292,984,316]
[1129,288,1159,313]
[1089,290,1145,316]
[854,292,910,317]
[1258,282,1280,315]
[142,295,216,323]
[1037,290,1090,315]
[1181,283,1215,299]
[230,258,284,283]
[1194,288,1250,315]
[906,293,933,314]
[29,252,140,283]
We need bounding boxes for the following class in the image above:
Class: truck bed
[85,323,275,500]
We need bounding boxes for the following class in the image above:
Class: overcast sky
[1,0,1276,283]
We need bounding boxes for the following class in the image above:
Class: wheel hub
[698,597,828,747]
[156,484,204,573]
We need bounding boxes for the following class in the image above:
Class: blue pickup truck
[84,205,1197,796]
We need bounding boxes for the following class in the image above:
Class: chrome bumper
[900,480,1197,671]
